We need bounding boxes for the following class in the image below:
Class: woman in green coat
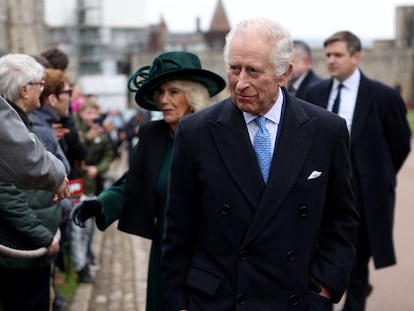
[71,51,226,311]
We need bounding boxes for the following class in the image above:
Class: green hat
[127,51,226,111]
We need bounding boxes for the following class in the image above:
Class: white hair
[0,54,44,102]
[223,17,293,77]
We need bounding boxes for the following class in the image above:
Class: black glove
[70,197,103,228]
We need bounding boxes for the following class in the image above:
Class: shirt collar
[244,87,284,125]
[292,71,308,90]
[334,68,361,90]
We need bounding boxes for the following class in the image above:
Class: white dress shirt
[328,69,360,134]
[243,88,284,157]
[291,72,307,93]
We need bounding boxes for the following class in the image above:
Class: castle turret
[204,0,230,50]
[396,6,414,48]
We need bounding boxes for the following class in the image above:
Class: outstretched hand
[53,176,70,202]
[70,197,103,228]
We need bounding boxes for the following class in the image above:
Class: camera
[93,117,104,126]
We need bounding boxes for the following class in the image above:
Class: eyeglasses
[59,88,73,97]
[27,80,45,91]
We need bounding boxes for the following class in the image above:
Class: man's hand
[52,123,70,141]
[53,176,70,202]
[319,284,331,300]
[86,124,104,140]
[70,198,103,228]
[86,165,99,180]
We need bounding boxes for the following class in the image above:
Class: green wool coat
[0,183,61,269]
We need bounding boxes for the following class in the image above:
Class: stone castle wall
[312,45,414,106]
[2,2,413,105]
[131,5,414,106]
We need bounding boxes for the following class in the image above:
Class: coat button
[298,205,308,217]
[236,294,245,304]
[287,250,296,262]
[220,204,231,215]
[239,249,247,261]
[288,294,299,306]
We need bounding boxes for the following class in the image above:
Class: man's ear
[280,63,293,87]
[352,51,361,64]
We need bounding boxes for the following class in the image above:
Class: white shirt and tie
[328,69,361,134]
[243,88,284,183]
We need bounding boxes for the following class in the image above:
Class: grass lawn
[54,257,78,310]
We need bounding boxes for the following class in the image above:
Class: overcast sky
[45,0,414,41]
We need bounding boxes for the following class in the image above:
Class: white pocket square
[307,171,322,180]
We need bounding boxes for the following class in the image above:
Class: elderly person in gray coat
[0,96,69,197]
[0,53,65,310]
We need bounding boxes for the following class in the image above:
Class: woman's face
[54,83,72,117]
[155,81,192,132]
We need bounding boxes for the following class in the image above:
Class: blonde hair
[77,97,100,113]
[154,80,211,112]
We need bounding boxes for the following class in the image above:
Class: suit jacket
[162,90,359,311]
[295,69,322,100]
[118,120,170,239]
[305,71,411,268]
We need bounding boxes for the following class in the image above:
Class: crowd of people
[0,48,151,311]
[0,16,411,311]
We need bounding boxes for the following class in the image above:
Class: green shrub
[54,257,78,310]
[408,109,414,134]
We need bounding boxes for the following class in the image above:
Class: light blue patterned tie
[254,116,272,184]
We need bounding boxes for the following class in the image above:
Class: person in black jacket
[161,18,358,311]
[287,40,322,99]
[39,48,88,179]
[70,51,226,311]
[305,31,411,311]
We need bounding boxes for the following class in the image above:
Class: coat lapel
[208,100,265,210]
[312,74,372,144]
[242,93,318,247]
[350,74,372,143]
[315,80,332,110]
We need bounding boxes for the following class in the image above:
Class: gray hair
[154,80,212,112]
[293,40,312,61]
[0,54,44,102]
[223,17,293,77]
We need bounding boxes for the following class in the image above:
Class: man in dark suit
[162,18,359,311]
[305,31,411,311]
[287,40,322,99]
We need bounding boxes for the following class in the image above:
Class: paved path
[70,143,414,311]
